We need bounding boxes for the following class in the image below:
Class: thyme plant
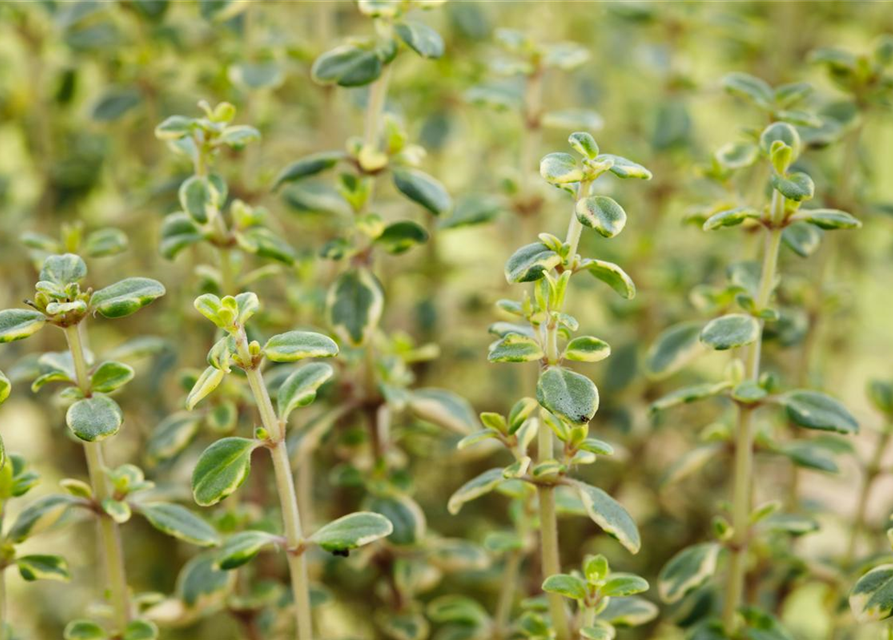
[185,292,393,640]
[449,132,652,640]
[650,121,861,637]
[0,253,219,639]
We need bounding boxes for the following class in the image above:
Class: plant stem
[64,325,132,631]
[219,246,236,295]
[363,63,393,152]
[494,550,522,637]
[844,427,892,566]
[582,604,596,629]
[238,332,312,640]
[722,226,783,633]
[536,422,569,640]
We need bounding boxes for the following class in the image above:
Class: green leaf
[9,494,78,542]
[311,44,383,87]
[596,154,652,179]
[0,369,9,406]
[426,595,490,626]
[122,620,158,640]
[176,552,235,609]
[771,172,815,201]
[572,480,641,553]
[138,502,221,547]
[218,125,260,149]
[192,438,258,507]
[488,334,544,363]
[568,132,599,159]
[447,468,504,515]
[155,115,194,140]
[364,494,426,546]
[392,169,452,215]
[102,498,131,523]
[327,267,384,347]
[700,314,760,351]
[264,331,339,363]
[160,212,205,260]
[84,228,128,258]
[602,573,649,597]
[277,363,335,421]
[505,243,561,284]
[16,554,71,582]
[408,388,478,434]
[703,207,761,231]
[601,597,659,627]
[581,623,615,640]
[273,151,345,190]
[216,530,282,570]
[66,395,123,442]
[580,259,636,299]
[374,220,429,254]
[542,573,587,600]
[658,542,721,604]
[850,564,893,622]
[790,208,861,230]
[780,390,859,434]
[90,278,165,318]
[649,381,731,414]
[537,367,599,425]
[540,152,583,184]
[576,195,627,238]
[395,21,444,58]
[782,222,823,258]
[40,253,87,286]
[64,620,107,640]
[309,512,393,553]
[564,336,611,363]
[715,141,759,169]
[760,122,802,160]
[238,227,297,265]
[0,309,46,343]
[186,366,226,410]
[178,176,217,223]
[90,361,134,393]
[645,322,703,379]
[722,72,773,108]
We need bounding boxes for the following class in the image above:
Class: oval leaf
[277,362,335,421]
[447,468,504,515]
[66,395,123,442]
[90,278,166,318]
[581,259,636,299]
[537,367,599,425]
[505,242,561,284]
[309,511,394,553]
[700,314,760,351]
[780,390,859,434]
[658,542,721,604]
[392,168,452,215]
[139,502,221,547]
[327,267,384,347]
[572,480,641,554]
[0,309,46,343]
[576,195,627,238]
[192,438,258,507]
[264,331,339,363]
[216,530,282,570]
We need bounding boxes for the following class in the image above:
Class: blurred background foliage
[0,1,892,639]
